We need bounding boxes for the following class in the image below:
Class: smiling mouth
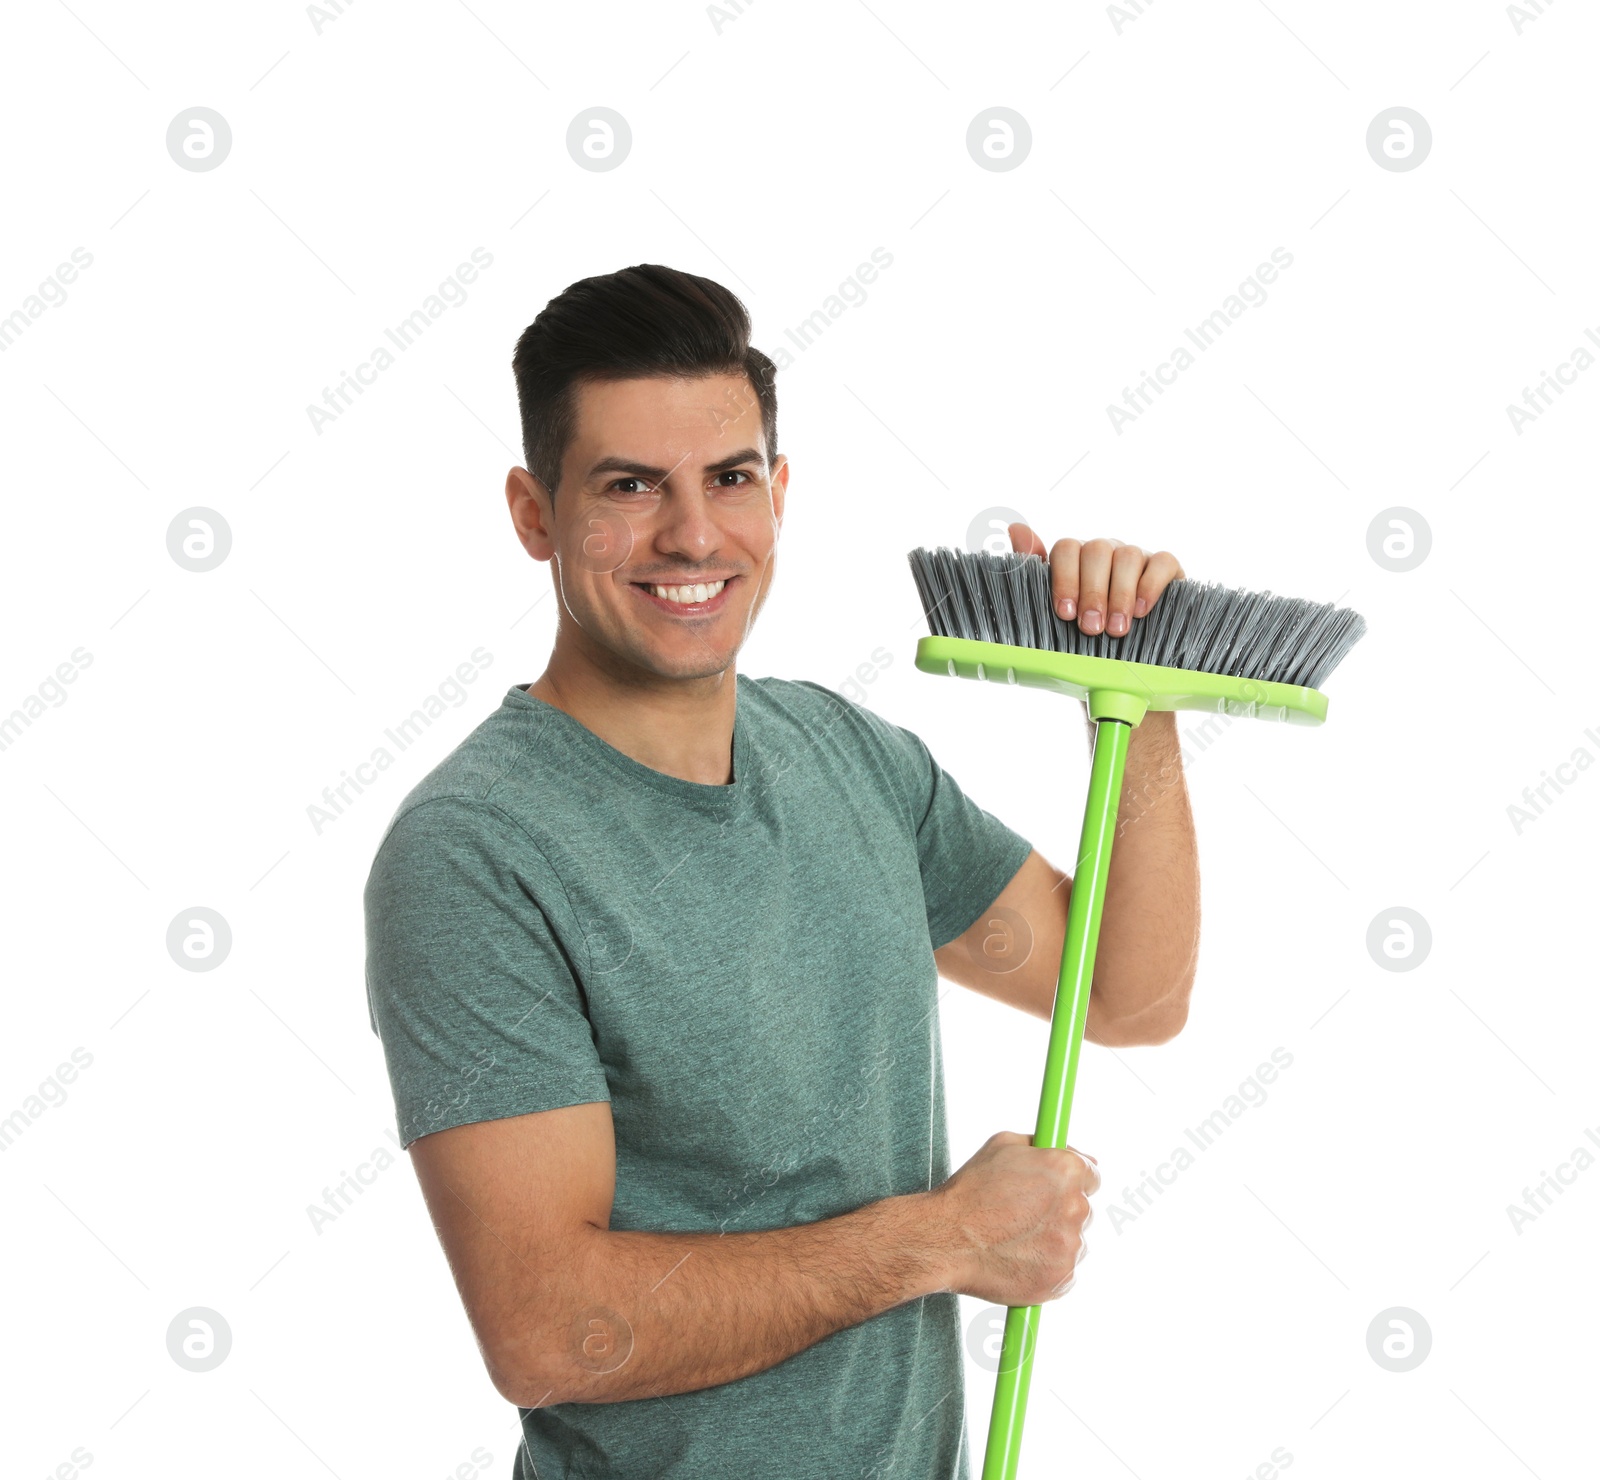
[630,575,738,613]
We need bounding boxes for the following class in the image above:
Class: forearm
[1087,708,1200,1029]
[504,1189,950,1407]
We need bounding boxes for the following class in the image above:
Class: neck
[527,641,738,787]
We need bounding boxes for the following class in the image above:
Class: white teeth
[649,580,725,605]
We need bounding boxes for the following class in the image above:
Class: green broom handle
[981,713,1133,1480]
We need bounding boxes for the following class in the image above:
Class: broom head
[906,547,1367,726]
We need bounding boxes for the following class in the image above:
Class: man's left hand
[1007,524,1186,637]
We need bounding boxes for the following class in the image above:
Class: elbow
[1142,945,1198,1044]
[1143,994,1189,1045]
[1147,970,1194,1044]
[487,1297,618,1409]
[481,1306,576,1410]
[1095,973,1192,1046]
[1097,1001,1186,1047]
[483,1231,608,1409]
[490,1340,567,1411]
[485,1332,541,1409]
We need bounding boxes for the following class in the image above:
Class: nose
[652,482,722,564]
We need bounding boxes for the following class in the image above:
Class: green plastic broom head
[907,547,1367,727]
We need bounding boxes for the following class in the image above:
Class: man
[363,263,1199,1478]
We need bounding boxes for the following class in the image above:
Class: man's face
[512,372,787,684]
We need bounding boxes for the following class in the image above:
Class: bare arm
[933,714,1199,1043]
[409,1101,1098,1408]
[1094,707,1201,1028]
[935,529,1203,1044]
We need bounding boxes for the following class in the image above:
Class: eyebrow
[585,447,765,481]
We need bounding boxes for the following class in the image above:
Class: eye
[607,477,658,495]
[715,469,755,487]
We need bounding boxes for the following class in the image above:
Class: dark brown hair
[511,264,778,500]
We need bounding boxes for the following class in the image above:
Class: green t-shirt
[364,674,1033,1480]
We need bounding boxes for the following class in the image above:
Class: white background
[3,2,1596,1477]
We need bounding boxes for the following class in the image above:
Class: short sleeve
[814,686,1034,951]
[897,726,1033,948]
[363,797,612,1149]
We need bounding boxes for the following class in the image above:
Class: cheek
[564,509,638,578]
[734,507,782,559]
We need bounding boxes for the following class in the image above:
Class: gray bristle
[907,547,1367,690]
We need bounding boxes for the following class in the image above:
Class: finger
[1047,538,1082,620]
[1107,544,1146,635]
[1065,1148,1101,1195]
[1008,521,1047,559]
[1076,539,1118,634]
[1133,550,1185,617]
[1072,1155,1101,1195]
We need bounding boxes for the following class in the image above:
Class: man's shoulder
[741,673,925,789]
[743,672,906,741]
[368,685,549,863]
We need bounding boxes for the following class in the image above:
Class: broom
[906,545,1367,1480]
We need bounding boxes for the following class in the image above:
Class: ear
[506,466,557,561]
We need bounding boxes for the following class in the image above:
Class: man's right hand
[405,1107,1098,1408]
[930,1130,1100,1306]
